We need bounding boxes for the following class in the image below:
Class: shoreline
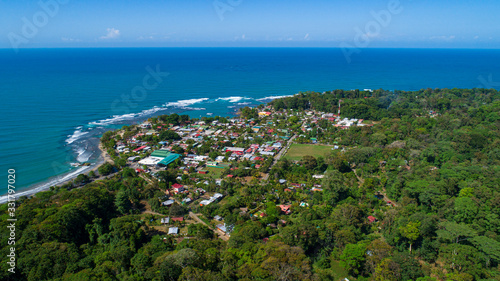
[0,141,112,205]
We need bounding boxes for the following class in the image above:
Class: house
[182,198,192,204]
[162,200,175,206]
[161,217,170,224]
[279,205,291,215]
[128,156,139,162]
[200,200,211,206]
[368,216,377,223]
[171,217,184,222]
[217,223,234,235]
[168,227,179,235]
[214,215,223,221]
[172,183,185,194]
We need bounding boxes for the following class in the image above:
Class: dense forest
[1,88,499,281]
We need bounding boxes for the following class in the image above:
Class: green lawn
[284,144,334,161]
[205,167,225,178]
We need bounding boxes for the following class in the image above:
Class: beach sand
[0,141,113,205]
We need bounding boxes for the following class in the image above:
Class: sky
[0,0,499,49]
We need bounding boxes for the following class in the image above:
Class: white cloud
[304,33,310,40]
[61,37,81,42]
[100,28,120,40]
[429,35,455,41]
[137,36,154,40]
[234,34,246,40]
[474,36,479,40]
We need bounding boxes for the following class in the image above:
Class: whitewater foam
[0,164,97,204]
[165,98,209,107]
[215,96,251,103]
[256,95,295,102]
[66,129,89,144]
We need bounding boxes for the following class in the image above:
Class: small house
[168,227,179,235]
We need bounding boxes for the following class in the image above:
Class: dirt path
[353,169,397,207]
[189,211,229,241]
[352,169,365,185]
[263,133,297,180]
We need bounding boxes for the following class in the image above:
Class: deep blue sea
[1,48,500,199]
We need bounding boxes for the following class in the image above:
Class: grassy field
[205,167,225,178]
[284,144,334,161]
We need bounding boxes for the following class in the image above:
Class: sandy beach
[0,141,113,205]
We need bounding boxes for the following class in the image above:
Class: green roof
[151,150,173,158]
[158,154,181,166]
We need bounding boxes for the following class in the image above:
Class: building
[171,217,184,222]
[279,205,291,215]
[172,183,185,194]
[217,223,234,236]
[168,227,179,235]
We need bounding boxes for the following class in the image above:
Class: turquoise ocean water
[1,48,500,199]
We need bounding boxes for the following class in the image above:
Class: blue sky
[1,0,499,48]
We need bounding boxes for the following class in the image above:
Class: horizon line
[1,46,500,50]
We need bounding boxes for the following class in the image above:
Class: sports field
[284,144,334,161]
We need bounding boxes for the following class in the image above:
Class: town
[98,102,386,240]
[8,88,499,281]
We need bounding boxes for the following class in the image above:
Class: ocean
[1,47,500,200]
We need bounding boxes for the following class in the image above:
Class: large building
[138,149,181,167]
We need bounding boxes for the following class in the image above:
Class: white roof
[200,200,211,206]
[139,156,164,166]
[225,147,245,152]
[168,227,179,235]
[162,200,175,206]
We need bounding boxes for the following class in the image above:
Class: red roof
[172,183,184,189]
[368,216,377,223]
[172,217,184,222]
[133,145,147,152]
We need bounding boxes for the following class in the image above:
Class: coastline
[0,141,111,205]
